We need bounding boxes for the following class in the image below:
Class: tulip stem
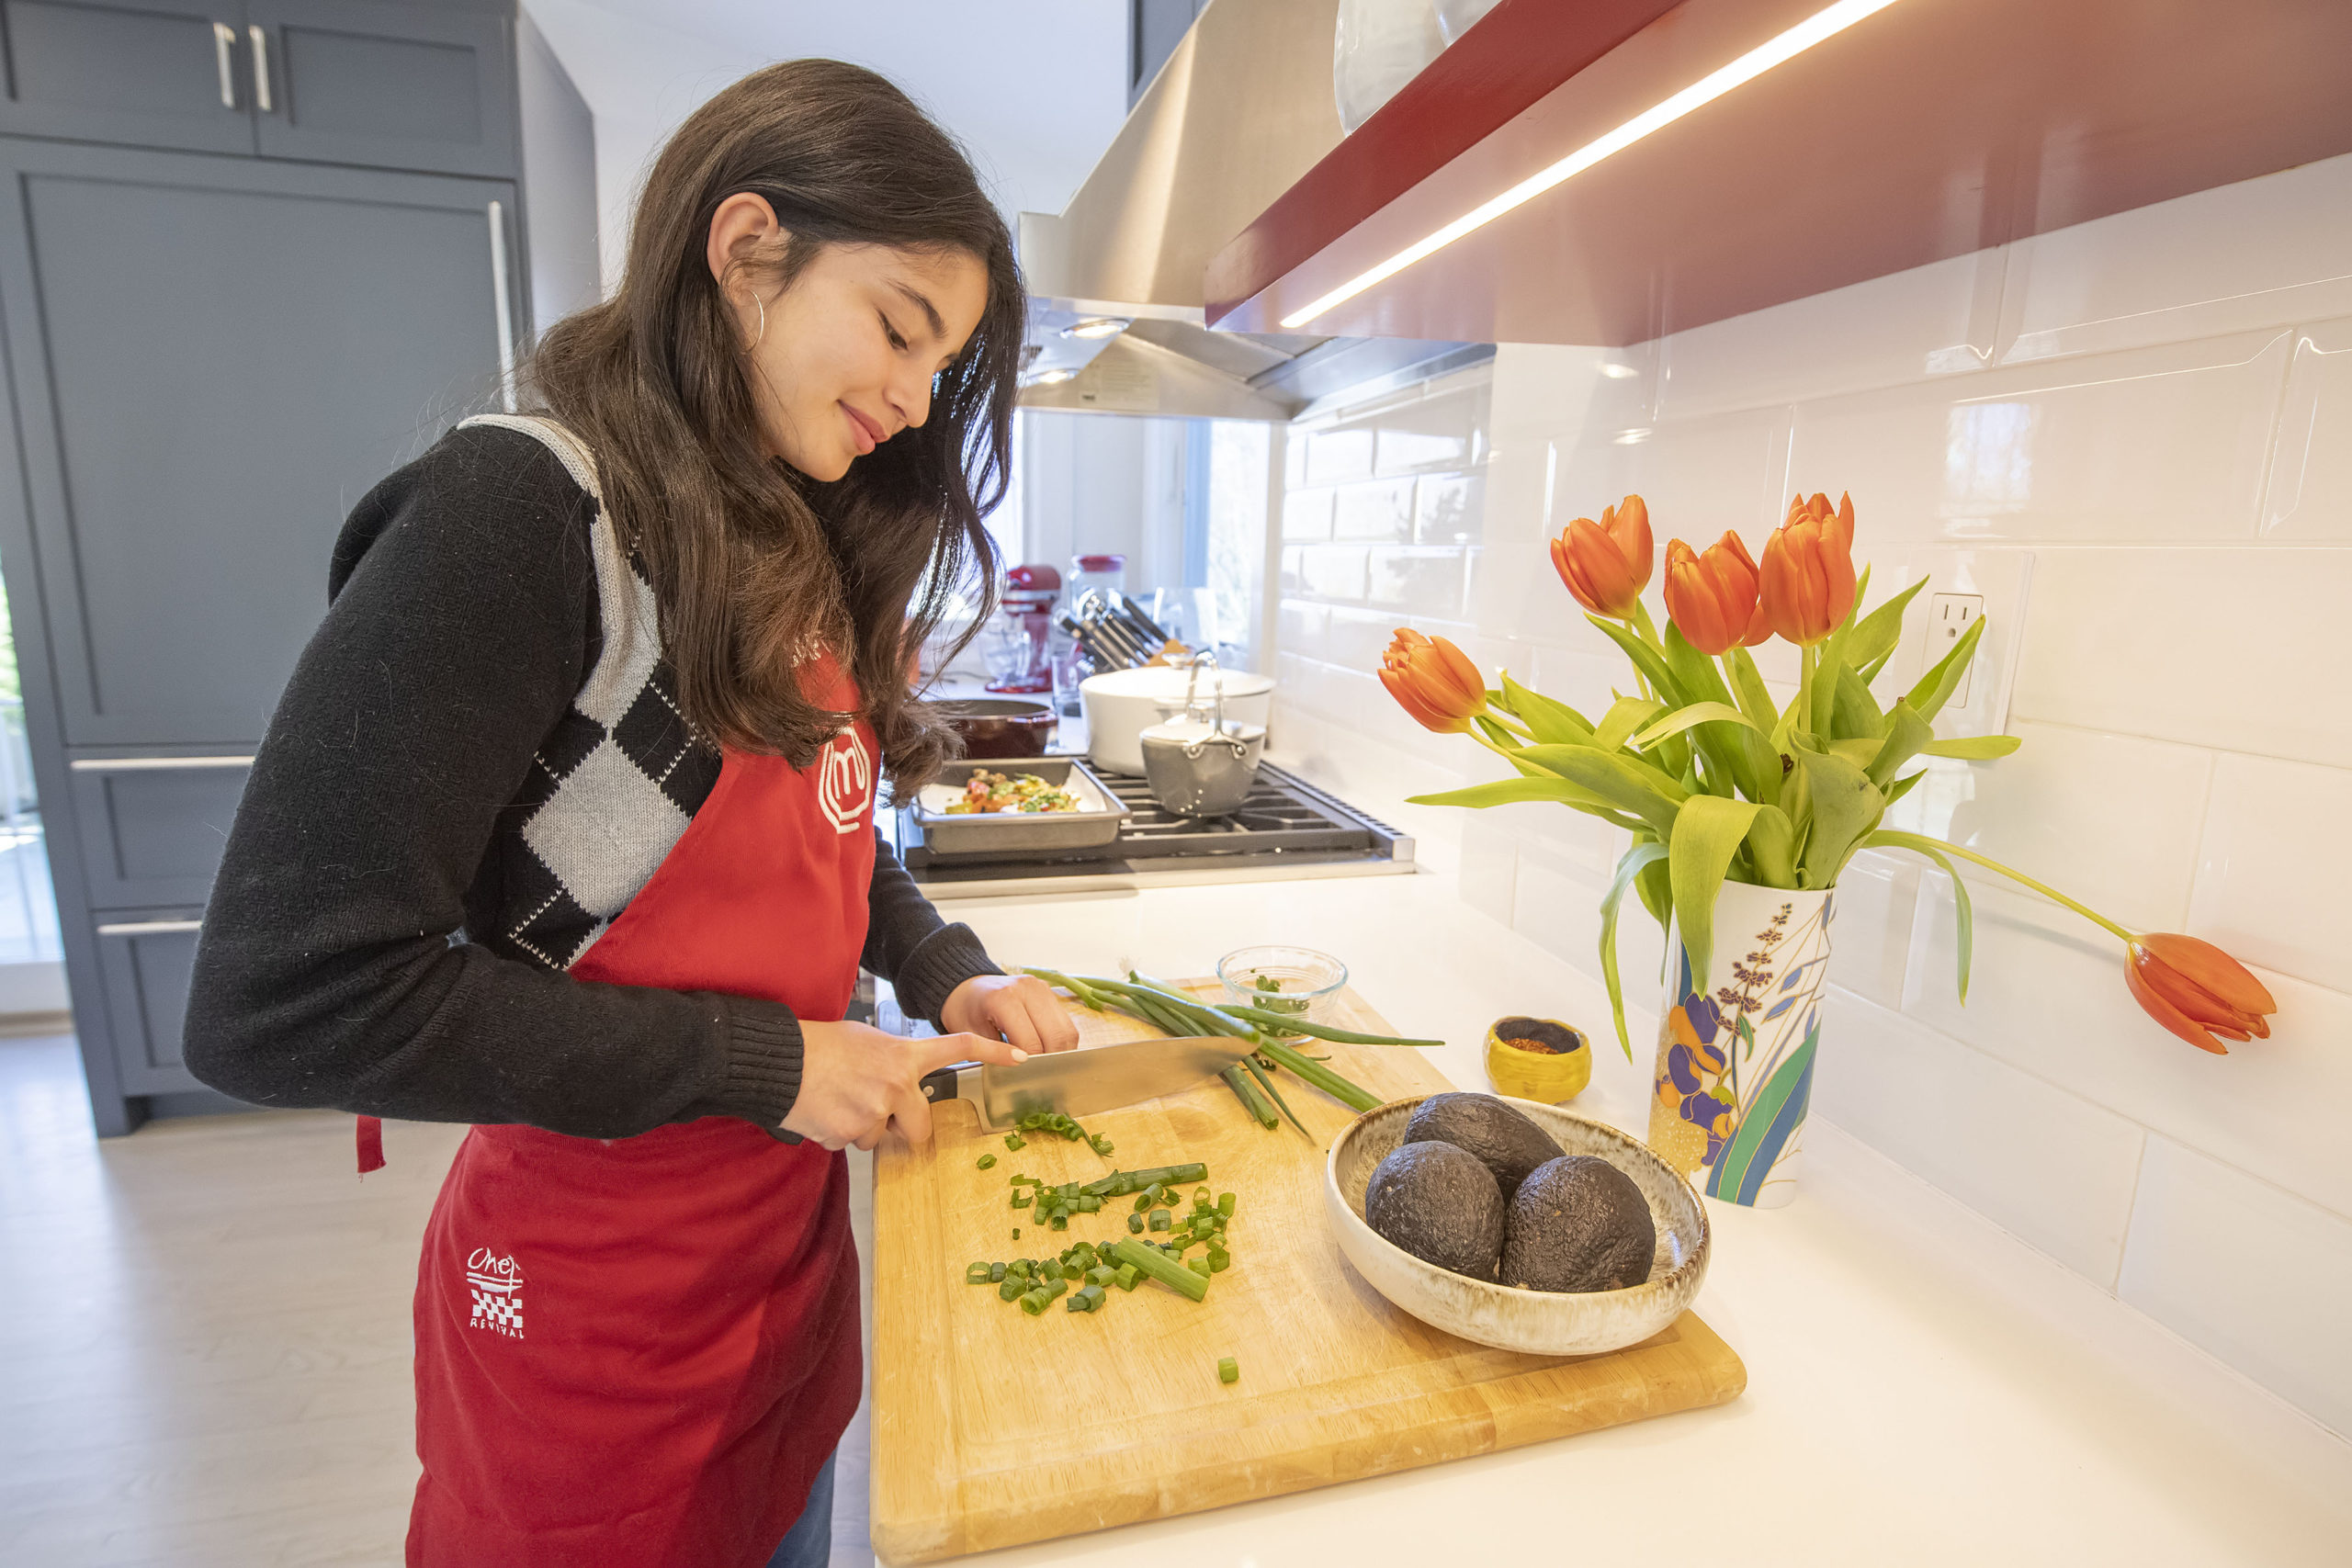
[1486,708,1536,739]
[1872,830,2139,947]
[1797,644,1816,739]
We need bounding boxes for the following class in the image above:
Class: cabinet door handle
[248,24,274,113]
[96,919,203,937]
[487,200,517,412]
[69,756,254,772]
[213,21,239,107]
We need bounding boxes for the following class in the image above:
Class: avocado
[1363,1140,1505,1281]
[1500,1155,1657,1292]
[1402,1092,1563,1198]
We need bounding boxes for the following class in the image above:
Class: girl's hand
[784,1021,1024,1151]
[939,973,1082,1055]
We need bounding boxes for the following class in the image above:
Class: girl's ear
[706,191,786,306]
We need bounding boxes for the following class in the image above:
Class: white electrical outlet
[1926,592,1984,706]
[1872,550,2034,739]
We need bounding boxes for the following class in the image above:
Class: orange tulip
[1379,628,1487,734]
[1757,491,1859,646]
[1549,494,1653,621]
[1662,531,1769,656]
[2124,933,2278,1055]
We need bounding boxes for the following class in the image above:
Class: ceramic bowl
[1483,1015,1590,1103]
[1324,1094,1710,1356]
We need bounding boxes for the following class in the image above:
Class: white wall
[1266,153,2352,1439]
[1018,412,1193,588]
[520,0,1129,296]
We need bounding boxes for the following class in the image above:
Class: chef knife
[917,1035,1254,1129]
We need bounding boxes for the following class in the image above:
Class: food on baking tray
[941,768,1086,814]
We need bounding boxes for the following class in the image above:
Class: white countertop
[856,867,2352,1566]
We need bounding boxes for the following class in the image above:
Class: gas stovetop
[890,761,1415,899]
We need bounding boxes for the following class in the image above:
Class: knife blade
[916,1035,1254,1130]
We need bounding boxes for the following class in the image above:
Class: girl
[185,60,1080,1568]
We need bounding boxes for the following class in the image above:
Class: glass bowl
[1216,945,1348,1033]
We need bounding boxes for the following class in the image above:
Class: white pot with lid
[1080,662,1274,775]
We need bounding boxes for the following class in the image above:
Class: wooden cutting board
[870,980,1747,1563]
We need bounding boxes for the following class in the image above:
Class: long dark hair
[526,59,1020,793]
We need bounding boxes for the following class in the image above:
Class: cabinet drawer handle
[249,24,273,114]
[487,200,517,412]
[69,756,254,772]
[213,21,238,107]
[96,919,202,936]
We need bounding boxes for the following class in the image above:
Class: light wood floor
[0,1033,878,1567]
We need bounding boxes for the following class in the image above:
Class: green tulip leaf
[1662,624,1736,708]
[1668,794,1763,985]
[1595,695,1667,754]
[1586,615,1687,707]
[1599,840,1669,1060]
[1790,742,1885,886]
[1630,701,1764,750]
[1829,738,1881,768]
[1833,663,1889,740]
[1659,625,1760,799]
[1906,615,1986,721]
[1844,574,1927,675]
[1919,734,2023,760]
[1883,769,1926,806]
[1516,744,1690,834]
[1635,845,1674,934]
[1498,672,1597,746]
[1473,714,1521,750]
[1724,645,1779,730]
[1744,803,1799,887]
[1861,829,1975,1001]
[1867,701,1935,789]
[1408,774,1614,813]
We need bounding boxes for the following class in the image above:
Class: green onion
[1049,1213,1069,1231]
[1218,1192,1237,1217]
[1020,1291,1049,1315]
[1213,1003,1442,1047]
[1188,1258,1213,1280]
[998,1279,1023,1302]
[1107,1238,1209,1303]
[1011,1191,1031,1209]
[1242,1053,1311,1137]
[966,1262,991,1284]
[1251,1035,1382,1113]
[1148,1209,1170,1232]
[1126,1213,1144,1234]
[1070,1283,1106,1313]
[1220,1063,1279,1128]
[976,1154,997,1169]
[1114,1262,1139,1292]
[1218,1356,1238,1384]
[1004,1134,1025,1151]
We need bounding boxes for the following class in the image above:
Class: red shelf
[1205,0,2352,345]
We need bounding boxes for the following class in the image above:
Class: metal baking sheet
[907,758,1131,857]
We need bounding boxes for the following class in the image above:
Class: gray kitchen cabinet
[65,759,254,907]
[0,0,259,155]
[91,913,205,1093]
[0,139,519,747]
[0,0,594,1133]
[248,0,515,176]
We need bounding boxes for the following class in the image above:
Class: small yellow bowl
[1484,1016,1590,1103]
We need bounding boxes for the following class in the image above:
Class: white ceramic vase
[1646,880,1834,1208]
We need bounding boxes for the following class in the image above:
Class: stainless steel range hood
[1016,0,1483,421]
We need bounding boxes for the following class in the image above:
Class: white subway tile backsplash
[1789,331,2291,543]
[1827,849,1920,1012]
[1415,472,1484,546]
[2263,320,2352,541]
[1305,426,1374,486]
[2007,547,2352,767]
[1331,478,1415,543]
[1813,989,2146,1284]
[1998,153,2352,366]
[1552,405,1791,547]
[1366,547,1468,617]
[2189,752,2352,995]
[1905,884,2352,1224]
[1373,388,1477,475]
[1319,605,1401,672]
[1657,248,2001,423]
[1281,486,1334,542]
[1908,722,2213,932]
[2118,1136,2352,1439]
[1291,543,1370,603]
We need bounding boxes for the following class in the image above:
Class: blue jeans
[763,1450,837,1568]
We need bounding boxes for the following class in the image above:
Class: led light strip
[1278,0,1909,330]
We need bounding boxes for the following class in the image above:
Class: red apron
[407,668,878,1568]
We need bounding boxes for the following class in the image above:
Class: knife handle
[918,1063,978,1105]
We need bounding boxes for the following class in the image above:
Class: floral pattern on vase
[1647,880,1833,1208]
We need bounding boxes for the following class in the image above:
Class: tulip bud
[2125,933,2278,1055]
[1662,531,1766,656]
[1550,494,1653,621]
[1758,491,1860,646]
[1378,628,1488,734]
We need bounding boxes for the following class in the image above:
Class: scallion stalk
[1107,1237,1210,1303]
[1251,1035,1381,1112]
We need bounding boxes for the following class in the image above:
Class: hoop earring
[752,292,767,349]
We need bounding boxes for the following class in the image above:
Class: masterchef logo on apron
[465,1247,525,1338]
[816,728,873,835]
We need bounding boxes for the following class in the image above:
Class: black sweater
[182,420,997,1139]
